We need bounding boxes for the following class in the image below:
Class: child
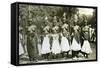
[41,25,51,60]
[19,27,27,57]
[19,28,24,56]
[51,25,61,59]
[81,24,92,58]
[60,23,70,58]
[71,24,81,60]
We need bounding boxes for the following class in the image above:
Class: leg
[66,52,68,58]
[52,53,56,59]
[72,50,75,58]
[57,53,61,59]
[33,56,38,62]
[76,51,79,58]
[74,51,77,57]
[61,52,64,58]
[86,53,89,58]
[42,54,46,59]
[47,53,50,60]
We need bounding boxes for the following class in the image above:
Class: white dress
[51,34,61,54]
[81,26,92,54]
[81,40,92,54]
[61,36,70,52]
[71,25,81,51]
[37,43,42,56]
[19,42,24,55]
[61,24,70,52]
[19,33,24,55]
[71,38,81,51]
[41,35,51,54]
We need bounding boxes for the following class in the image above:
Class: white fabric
[74,25,79,31]
[37,43,42,55]
[51,34,61,54]
[61,36,70,52]
[43,26,50,31]
[62,24,68,29]
[19,33,24,55]
[71,38,81,51]
[52,26,59,31]
[28,25,36,31]
[81,40,92,54]
[89,28,92,38]
[19,42,24,55]
[41,35,51,54]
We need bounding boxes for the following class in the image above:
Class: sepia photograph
[18,3,97,65]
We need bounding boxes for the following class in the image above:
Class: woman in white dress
[19,27,27,57]
[41,25,51,60]
[51,25,61,59]
[19,32,24,56]
[60,23,70,58]
[81,24,92,58]
[71,24,81,59]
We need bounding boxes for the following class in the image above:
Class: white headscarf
[28,25,37,32]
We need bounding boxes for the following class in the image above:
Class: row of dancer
[19,14,93,62]
[40,20,92,60]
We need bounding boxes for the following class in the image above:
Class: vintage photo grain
[16,3,97,65]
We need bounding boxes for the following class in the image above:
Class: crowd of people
[19,12,96,62]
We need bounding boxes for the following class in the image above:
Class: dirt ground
[19,42,96,64]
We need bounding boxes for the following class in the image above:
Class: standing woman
[19,27,24,56]
[41,24,51,60]
[71,24,81,60]
[60,17,70,58]
[81,23,92,58]
[27,25,39,62]
[51,16,61,59]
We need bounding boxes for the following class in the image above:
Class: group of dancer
[19,12,94,62]
[40,16,93,60]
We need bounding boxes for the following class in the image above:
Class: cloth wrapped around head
[43,26,50,33]
[52,26,59,33]
[62,24,68,29]
[74,25,79,31]
[28,25,37,33]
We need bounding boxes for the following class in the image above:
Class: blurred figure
[41,23,51,60]
[60,14,70,58]
[51,16,61,59]
[19,27,24,56]
[89,25,96,42]
[71,24,81,60]
[27,25,39,62]
[71,14,81,60]
[81,23,92,58]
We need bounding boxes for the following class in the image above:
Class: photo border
[11,2,98,66]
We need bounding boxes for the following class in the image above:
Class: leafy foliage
[19,4,96,34]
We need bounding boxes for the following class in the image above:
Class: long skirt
[71,38,81,51]
[41,36,51,54]
[38,43,42,55]
[81,40,92,54]
[61,36,70,52]
[51,39,61,54]
[19,42,24,55]
[27,37,39,61]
